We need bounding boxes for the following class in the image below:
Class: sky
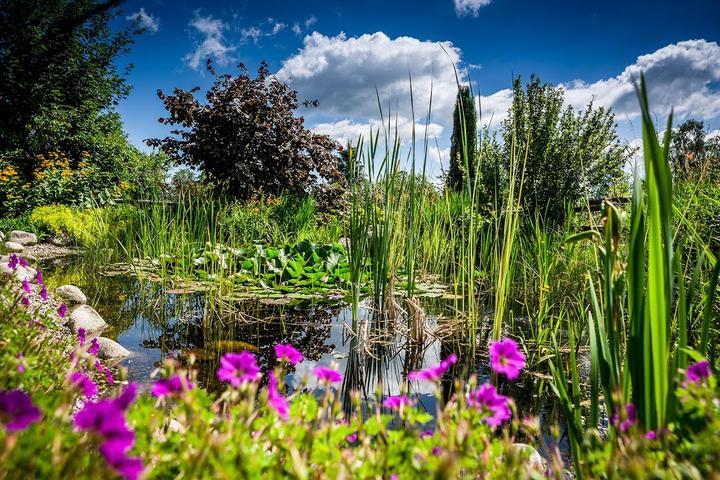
[115,0,720,177]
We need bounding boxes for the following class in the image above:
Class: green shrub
[29,204,137,248]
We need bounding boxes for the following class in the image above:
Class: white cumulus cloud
[126,8,159,33]
[454,0,492,17]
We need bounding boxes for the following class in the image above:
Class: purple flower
[88,338,100,356]
[19,257,27,268]
[216,352,261,387]
[70,371,98,398]
[35,270,43,284]
[408,354,458,382]
[39,284,48,302]
[419,430,433,440]
[339,418,358,443]
[267,372,289,420]
[77,328,87,347]
[102,452,143,480]
[383,395,412,411]
[611,403,637,432]
[7,254,18,269]
[58,303,68,318]
[645,430,657,440]
[489,338,526,381]
[275,343,303,365]
[21,279,31,294]
[95,360,115,384]
[151,375,192,398]
[686,360,712,384]
[20,296,30,307]
[0,389,41,431]
[16,352,25,374]
[468,383,512,427]
[313,366,343,384]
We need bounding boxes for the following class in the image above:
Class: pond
[40,254,573,442]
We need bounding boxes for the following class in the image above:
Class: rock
[56,285,87,305]
[8,230,37,246]
[0,262,37,282]
[96,337,131,360]
[4,241,24,253]
[512,443,546,471]
[68,305,107,336]
[0,231,4,241]
[48,235,72,247]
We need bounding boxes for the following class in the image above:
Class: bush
[147,62,345,204]
[29,204,137,248]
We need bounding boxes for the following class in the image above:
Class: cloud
[478,39,720,129]
[184,14,236,71]
[271,22,286,35]
[241,26,263,44]
[311,117,444,146]
[277,32,463,124]
[560,39,720,120]
[292,16,318,36]
[126,8,159,33]
[454,0,492,17]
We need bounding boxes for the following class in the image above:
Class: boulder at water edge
[4,241,24,253]
[68,305,107,336]
[512,443,546,471]
[0,262,38,282]
[96,337,131,360]
[8,230,37,246]
[56,285,87,305]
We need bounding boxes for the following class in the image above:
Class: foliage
[502,75,630,221]
[0,1,169,216]
[447,86,478,191]
[551,77,720,476]
[670,119,720,181]
[148,62,345,203]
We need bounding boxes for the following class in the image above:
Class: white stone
[8,230,37,246]
[513,443,546,471]
[68,305,107,336]
[4,241,24,253]
[0,262,37,282]
[56,285,87,305]
[96,337,131,360]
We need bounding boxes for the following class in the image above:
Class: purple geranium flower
[313,366,343,384]
[70,371,98,398]
[408,354,458,382]
[16,352,25,374]
[339,418,358,443]
[18,257,27,268]
[88,338,100,356]
[58,303,68,318]
[39,284,48,302]
[77,328,87,347]
[7,254,19,269]
[20,296,30,307]
[274,343,303,365]
[468,383,512,427]
[217,351,261,387]
[35,270,43,284]
[489,338,526,381]
[686,360,712,384]
[21,279,31,294]
[267,372,289,420]
[383,395,412,411]
[0,389,41,431]
[611,403,636,432]
[151,375,192,398]
[419,430,434,440]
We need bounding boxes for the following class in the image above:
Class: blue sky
[116,0,720,176]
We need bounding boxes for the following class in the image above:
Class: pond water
[41,254,570,441]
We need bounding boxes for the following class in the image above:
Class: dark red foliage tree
[147,61,344,201]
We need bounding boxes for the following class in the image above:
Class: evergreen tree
[447,86,477,191]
